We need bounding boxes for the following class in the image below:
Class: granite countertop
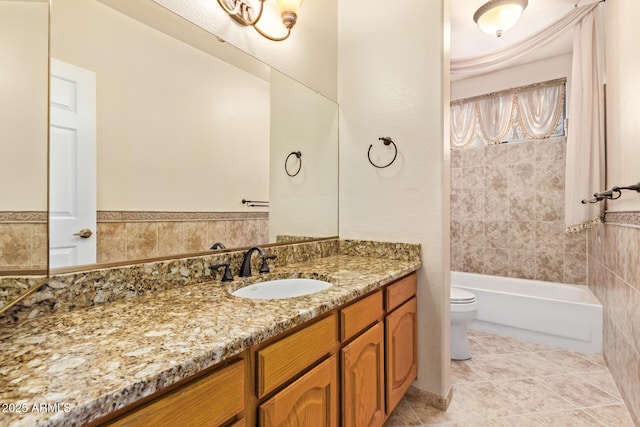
[0,254,421,427]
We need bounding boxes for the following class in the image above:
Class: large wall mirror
[48,0,338,270]
[0,0,49,312]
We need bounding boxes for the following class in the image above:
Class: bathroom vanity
[100,273,416,427]
[0,240,421,427]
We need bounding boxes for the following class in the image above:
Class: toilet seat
[450,287,476,304]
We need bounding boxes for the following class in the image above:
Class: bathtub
[451,271,603,354]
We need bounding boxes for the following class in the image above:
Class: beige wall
[153,0,338,102]
[51,0,270,212]
[269,70,339,241]
[0,0,48,210]
[338,0,451,402]
[605,0,640,212]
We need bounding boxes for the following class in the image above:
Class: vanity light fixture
[473,0,528,38]
[216,0,302,41]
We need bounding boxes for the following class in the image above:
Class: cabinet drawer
[108,360,244,427]
[340,291,383,341]
[257,314,337,398]
[385,273,417,312]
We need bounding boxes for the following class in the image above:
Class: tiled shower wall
[450,137,587,285]
[588,213,640,424]
[96,212,269,263]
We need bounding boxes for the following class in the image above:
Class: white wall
[0,0,48,210]
[451,53,572,102]
[269,71,339,240]
[339,0,451,400]
[51,0,270,212]
[152,0,338,102]
[605,0,640,211]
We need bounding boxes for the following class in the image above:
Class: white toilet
[450,286,478,360]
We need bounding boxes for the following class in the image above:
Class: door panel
[49,59,96,268]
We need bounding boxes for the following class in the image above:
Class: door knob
[73,228,93,238]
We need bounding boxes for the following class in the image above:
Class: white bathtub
[451,271,603,354]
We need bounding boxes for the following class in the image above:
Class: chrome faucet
[239,246,276,277]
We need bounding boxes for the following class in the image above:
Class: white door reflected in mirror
[49,59,97,269]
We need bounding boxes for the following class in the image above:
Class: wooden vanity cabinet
[384,274,418,414]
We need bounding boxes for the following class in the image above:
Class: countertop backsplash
[0,239,420,326]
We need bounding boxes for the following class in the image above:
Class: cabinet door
[385,297,417,414]
[259,355,338,427]
[342,322,385,427]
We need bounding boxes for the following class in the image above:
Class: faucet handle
[209,262,234,282]
[259,254,277,274]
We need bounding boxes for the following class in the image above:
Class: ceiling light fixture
[473,0,528,38]
[216,0,302,42]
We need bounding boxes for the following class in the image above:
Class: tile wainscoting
[450,138,587,285]
[0,211,47,272]
[588,211,640,425]
[96,211,269,263]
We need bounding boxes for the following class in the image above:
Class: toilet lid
[451,287,476,304]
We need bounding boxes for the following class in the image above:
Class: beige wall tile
[126,222,158,260]
[206,220,229,249]
[535,221,564,253]
[508,250,536,279]
[461,147,485,167]
[97,223,126,263]
[535,191,564,222]
[0,224,31,267]
[509,193,536,221]
[485,221,508,249]
[183,221,208,252]
[32,223,47,267]
[460,193,484,221]
[462,221,484,248]
[536,251,564,283]
[462,246,484,274]
[564,252,587,285]
[508,221,535,251]
[485,191,509,222]
[485,143,509,167]
[484,249,509,276]
[508,163,535,193]
[157,222,183,257]
[508,141,534,164]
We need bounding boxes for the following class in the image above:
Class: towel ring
[368,137,397,168]
[285,151,302,177]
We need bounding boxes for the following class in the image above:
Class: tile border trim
[0,211,47,223]
[97,210,268,222]
[604,211,640,227]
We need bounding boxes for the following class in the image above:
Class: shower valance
[450,78,566,148]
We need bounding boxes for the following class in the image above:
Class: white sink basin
[231,279,332,300]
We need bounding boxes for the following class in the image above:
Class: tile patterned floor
[385,329,636,426]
